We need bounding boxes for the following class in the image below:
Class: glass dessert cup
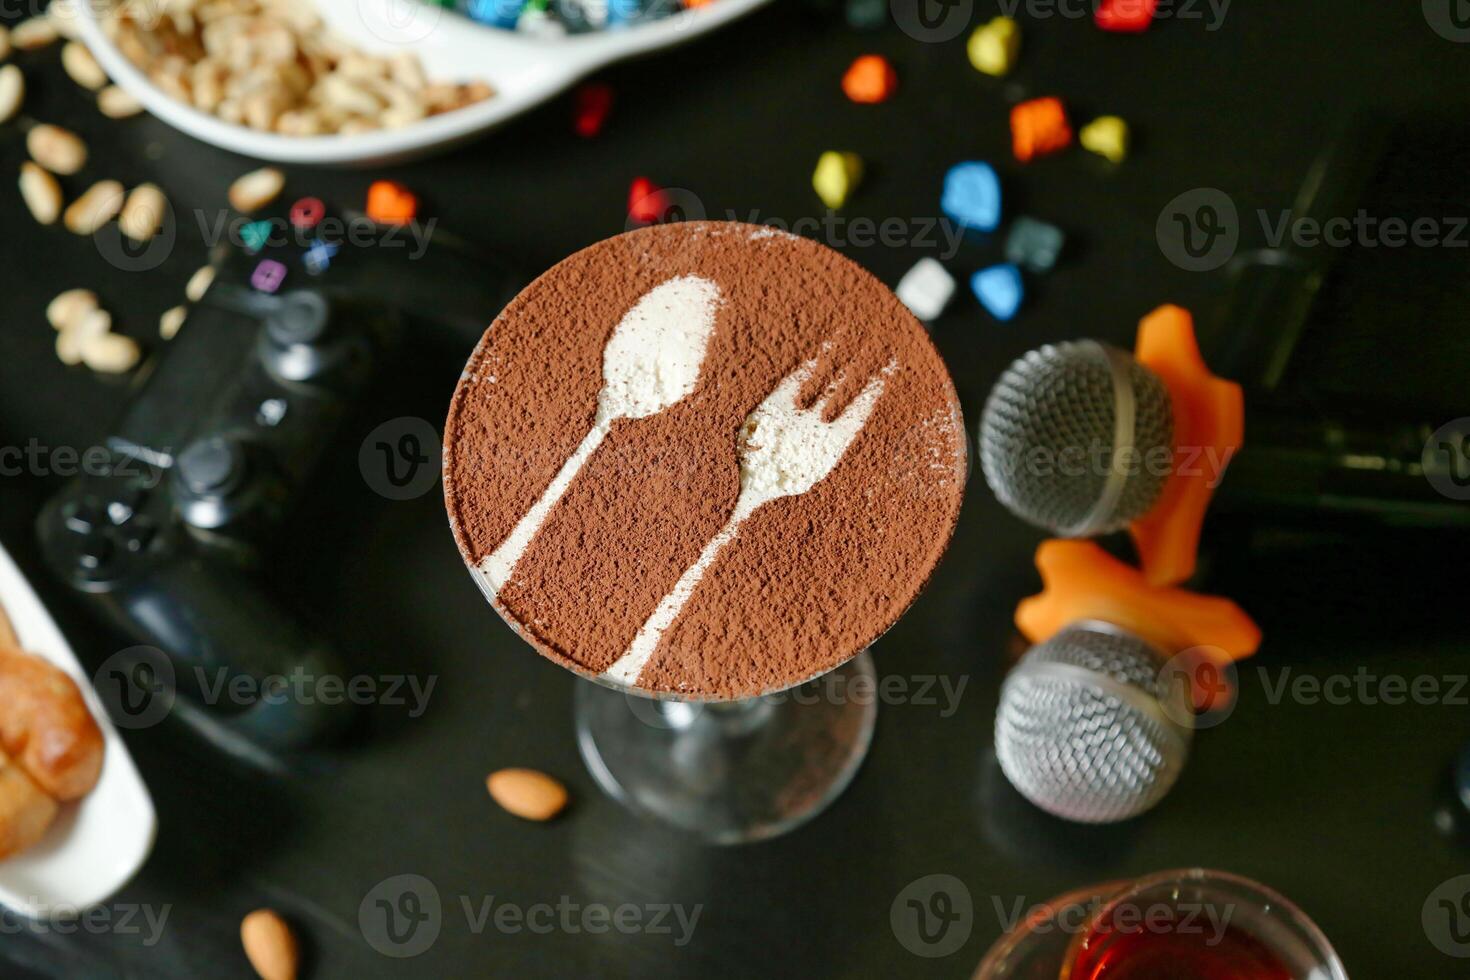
[974,869,1348,980]
[575,651,878,845]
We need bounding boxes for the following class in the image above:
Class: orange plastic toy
[1128,305,1244,587]
[1010,97,1072,162]
[842,55,898,104]
[365,180,418,225]
[1016,539,1261,660]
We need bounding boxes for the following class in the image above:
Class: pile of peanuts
[102,0,493,136]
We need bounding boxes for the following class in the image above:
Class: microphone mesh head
[979,342,1174,536]
[995,623,1193,824]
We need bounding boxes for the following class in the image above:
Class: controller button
[266,290,331,345]
[177,436,246,496]
[289,197,326,230]
[106,499,135,525]
[63,509,95,535]
[77,534,114,570]
[256,398,288,427]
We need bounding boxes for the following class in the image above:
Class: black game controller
[37,194,520,765]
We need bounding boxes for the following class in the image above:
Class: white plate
[0,542,157,919]
[75,0,772,166]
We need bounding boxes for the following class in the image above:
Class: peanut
[119,183,167,242]
[19,163,62,226]
[0,65,23,125]
[27,124,88,176]
[64,180,126,235]
[62,42,108,91]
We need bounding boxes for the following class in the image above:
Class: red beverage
[1068,911,1293,980]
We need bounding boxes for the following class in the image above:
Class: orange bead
[1010,96,1072,163]
[841,54,897,104]
[365,179,418,225]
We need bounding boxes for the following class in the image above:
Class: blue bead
[971,263,1024,321]
[467,0,524,28]
[941,161,1002,233]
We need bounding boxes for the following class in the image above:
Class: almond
[27,124,87,176]
[98,85,144,119]
[19,162,62,225]
[228,167,285,213]
[64,180,126,235]
[62,42,108,91]
[47,289,99,331]
[240,909,298,980]
[0,65,23,125]
[486,768,568,821]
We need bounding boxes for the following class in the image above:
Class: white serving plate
[75,0,772,166]
[0,541,157,919]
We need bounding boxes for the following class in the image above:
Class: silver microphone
[994,621,1193,824]
[979,341,1175,537]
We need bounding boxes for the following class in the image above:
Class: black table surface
[2,1,1468,976]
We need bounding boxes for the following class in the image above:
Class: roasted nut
[486,768,569,821]
[241,909,298,980]
[62,42,108,91]
[119,183,167,241]
[228,166,284,212]
[11,18,59,52]
[64,180,126,235]
[185,264,216,302]
[159,305,187,340]
[19,163,63,226]
[47,289,99,331]
[27,124,88,176]
[0,65,23,125]
[79,331,141,374]
[98,85,145,119]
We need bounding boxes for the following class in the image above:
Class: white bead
[896,258,956,322]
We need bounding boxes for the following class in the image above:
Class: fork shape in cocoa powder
[602,355,898,689]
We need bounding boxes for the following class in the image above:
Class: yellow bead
[968,17,1020,77]
[812,151,863,209]
[1080,115,1130,163]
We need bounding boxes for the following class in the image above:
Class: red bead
[573,83,614,139]
[289,196,325,229]
[627,177,670,224]
[1095,0,1158,32]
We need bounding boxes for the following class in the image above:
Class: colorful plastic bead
[844,0,885,31]
[365,180,417,225]
[895,258,956,322]
[627,177,670,224]
[1080,115,1129,163]
[1011,97,1072,163]
[303,238,340,276]
[251,258,288,294]
[967,16,1020,77]
[289,197,325,230]
[841,54,897,104]
[573,82,613,138]
[812,151,863,210]
[941,161,1002,233]
[1004,217,1066,273]
[467,0,524,28]
[1095,0,1158,32]
[971,263,1024,321]
[240,220,273,254]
